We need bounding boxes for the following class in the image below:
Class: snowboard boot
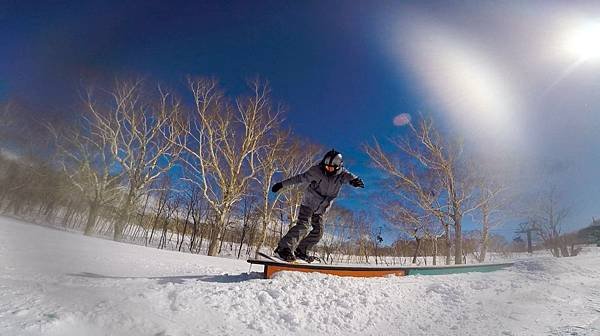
[294,249,319,263]
[274,247,296,262]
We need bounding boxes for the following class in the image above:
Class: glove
[271,182,283,193]
[349,178,364,188]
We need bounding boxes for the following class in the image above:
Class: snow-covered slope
[1,216,599,336]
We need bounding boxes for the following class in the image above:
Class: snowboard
[257,252,317,264]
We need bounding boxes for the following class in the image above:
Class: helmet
[321,149,343,176]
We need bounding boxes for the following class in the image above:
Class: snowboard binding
[294,250,321,264]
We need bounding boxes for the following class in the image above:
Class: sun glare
[564,21,600,62]
[389,18,522,150]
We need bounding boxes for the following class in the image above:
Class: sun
[564,21,600,62]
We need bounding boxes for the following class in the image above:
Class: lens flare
[387,15,524,150]
[393,113,411,126]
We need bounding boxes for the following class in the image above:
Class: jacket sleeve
[341,168,358,184]
[280,166,320,188]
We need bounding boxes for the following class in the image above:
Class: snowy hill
[1,216,599,336]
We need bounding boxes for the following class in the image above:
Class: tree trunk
[114,210,128,242]
[135,193,151,242]
[559,241,570,257]
[569,243,581,257]
[147,213,161,246]
[189,220,198,252]
[115,189,136,242]
[444,224,451,265]
[238,222,249,259]
[84,201,100,236]
[238,199,251,258]
[158,218,169,249]
[479,225,489,263]
[178,222,188,252]
[453,212,463,264]
[218,225,228,255]
[433,238,438,266]
[43,199,57,222]
[208,210,230,256]
[62,201,76,227]
[197,205,211,254]
[255,188,274,257]
[478,204,490,263]
[412,237,421,264]
[254,218,269,258]
[197,231,204,254]
[246,221,258,256]
[207,221,221,256]
[114,214,127,241]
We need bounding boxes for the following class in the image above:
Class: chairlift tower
[515,223,540,254]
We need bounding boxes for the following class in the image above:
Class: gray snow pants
[278,205,324,254]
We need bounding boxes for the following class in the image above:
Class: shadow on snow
[68,271,262,284]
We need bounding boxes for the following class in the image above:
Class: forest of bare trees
[0,78,586,264]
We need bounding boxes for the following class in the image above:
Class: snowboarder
[270,149,364,262]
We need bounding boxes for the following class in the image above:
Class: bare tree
[85,80,184,241]
[352,211,374,263]
[365,117,489,264]
[253,129,287,256]
[146,177,172,246]
[177,191,195,252]
[158,193,181,250]
[320,205,353,263]
[0,102,88,229]
[472,173,506,262]
[184,184,208,253]
[50,115,123,235]
[530,186,571,257]
[378,198,433,264]
[236,195,257,258]
[180,78,281,256]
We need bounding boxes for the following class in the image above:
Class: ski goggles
[324,164,338,172]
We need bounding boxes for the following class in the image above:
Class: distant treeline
[0,78,595,263]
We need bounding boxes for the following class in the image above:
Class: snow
[1,216,599,336]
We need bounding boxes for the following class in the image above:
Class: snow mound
[1,216,600,336]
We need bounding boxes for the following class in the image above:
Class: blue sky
[3,1,600,242]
